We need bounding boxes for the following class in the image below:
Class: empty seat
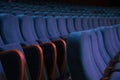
[67,31,102,80]
[91,16,100,28]
[64,16,76,33]
[95,28,111,65]
[74,16,83,31]
[82,16,90,30]
[56,16,69,38]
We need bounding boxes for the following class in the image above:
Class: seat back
[56,16,69,38]
[90,30,107,75]
[67,31,101,80]
[82,16,90,30]
[91,16,99,28]
[17,15,38,43]
[33,16,50,43]
[74,16,83,31]
[45,16,61,40]
[95,28,111,64]
[65,16,76,33]
[0,14,24,44]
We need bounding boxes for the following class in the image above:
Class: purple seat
[56,16,69,38]
[64,16,76,33]
[74,16,83,31]
[67,30,102,80]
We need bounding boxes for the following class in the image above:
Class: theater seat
[95,28,111,65]
[64,16,76,33]
[55,16,69,38]
[74,16,83,31]
[67,30,102,80]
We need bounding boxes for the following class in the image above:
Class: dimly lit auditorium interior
[0,0,120,80]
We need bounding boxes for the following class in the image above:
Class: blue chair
[74,16,83,31]
[67,30,102,80]
[95,28,111,65]
[64,16,76,33]
[101,27,119,58]
[55,16,69,38]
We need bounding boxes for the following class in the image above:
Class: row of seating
[0,1,120,16]
[0,13,70,80]
[67,24,120,80]
[0,1,120,79]
[0,11,120,79]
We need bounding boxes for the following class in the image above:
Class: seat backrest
[74,16,83,31]
[82,16,90,30]
[0,14,24,44]
[95,28,111,65]
[90,30,107,75]
[92,16,99,28]
[67,31,101,80]
[65,16,76,33]
[17,15,38,43]
[33,16,50,43]
[44,16,61,40]
[100,27,118,58]
[55,16,69,38]
[111,25,120,50]
[115,24,120,41]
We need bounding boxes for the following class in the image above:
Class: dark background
[2,0,120,7]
